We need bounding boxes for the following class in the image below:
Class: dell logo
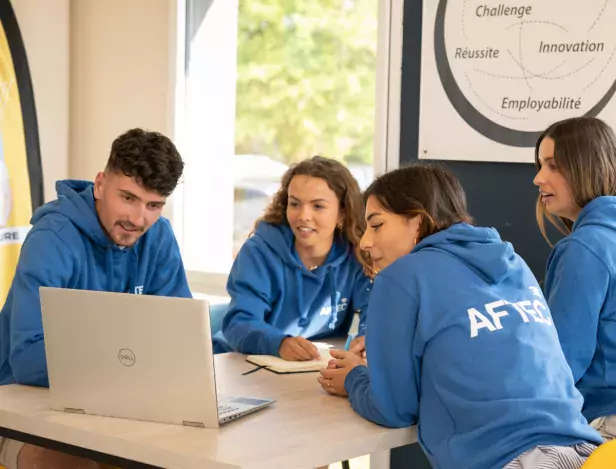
[118,348,136,367]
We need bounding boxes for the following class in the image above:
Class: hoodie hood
[30,179,137,295]
[31,180,112,247]
[414,223,516,285]
[573,196,616,232]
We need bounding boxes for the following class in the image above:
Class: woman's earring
[337,221,344,230]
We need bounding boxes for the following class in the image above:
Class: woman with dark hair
[534,116,616,440]
[219,156,371,360]
[319,164,601,468]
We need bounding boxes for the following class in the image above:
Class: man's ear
[93,171,105,200]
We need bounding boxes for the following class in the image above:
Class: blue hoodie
[344,223,601,469]
[545,196,616,423]
[0,180,191,387]
[221,222,371,356]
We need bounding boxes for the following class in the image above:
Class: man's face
[93,171,166,247]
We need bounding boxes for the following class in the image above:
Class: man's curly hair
[106,128,184,196]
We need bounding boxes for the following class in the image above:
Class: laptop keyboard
[218,404,239,415]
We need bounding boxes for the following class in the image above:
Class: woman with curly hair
[217,156,371,360]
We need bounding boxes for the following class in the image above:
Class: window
[173,0,402,292]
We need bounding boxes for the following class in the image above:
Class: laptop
[39,287,275,428]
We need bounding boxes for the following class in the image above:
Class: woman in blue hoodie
[534,116,616,440]
[318,164,602,469]
[219,156,371,360]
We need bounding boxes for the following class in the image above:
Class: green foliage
[234,0,377,165]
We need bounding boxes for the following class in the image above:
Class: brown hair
[257,155,368,266]
[535,117,616,243]
[363,162,472,243]
[106,128,184,196]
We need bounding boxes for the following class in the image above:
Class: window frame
[171,0,405,295]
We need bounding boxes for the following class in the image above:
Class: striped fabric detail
[503,443,597,469]
[591,415,616,441]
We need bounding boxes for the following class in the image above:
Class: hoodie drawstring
[297,266,309,327]
[130,249,138,293]
[105,246,140,294]
[328,266,339,330]
[106,247,114,292]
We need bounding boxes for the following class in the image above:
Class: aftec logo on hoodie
[320,298,349,330]
[319,298,348,316]
[134,286,144,295]
[467,287,553,338]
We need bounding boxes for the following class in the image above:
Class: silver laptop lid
[40,287,219,428]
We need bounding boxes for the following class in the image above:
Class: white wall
[69,0,177,181]
[11,0,70,202]
[11,0,179,218]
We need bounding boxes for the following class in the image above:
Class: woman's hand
[279,337,320,361]
[349,335,366,358]
[317,349,365,396]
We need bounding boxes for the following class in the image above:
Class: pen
[344,333,355,351]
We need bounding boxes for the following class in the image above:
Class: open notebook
[246,342,334,374]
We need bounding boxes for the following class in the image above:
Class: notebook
[246,342,334,373]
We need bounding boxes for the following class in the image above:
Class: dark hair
[106,128,184,196]
[257,155,368,267]
[364,163,472,242]
[535,117,616,242]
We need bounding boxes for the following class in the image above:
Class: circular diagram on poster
[434,0,616,147]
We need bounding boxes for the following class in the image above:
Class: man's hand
[279,337,320,361]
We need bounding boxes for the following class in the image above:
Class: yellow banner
[0,2,41,304]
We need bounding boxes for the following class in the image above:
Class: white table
[0,352,417,468]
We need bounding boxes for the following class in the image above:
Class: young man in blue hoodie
[0,128,190,469]
[535,117,616,440]
[319,164,602,469]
